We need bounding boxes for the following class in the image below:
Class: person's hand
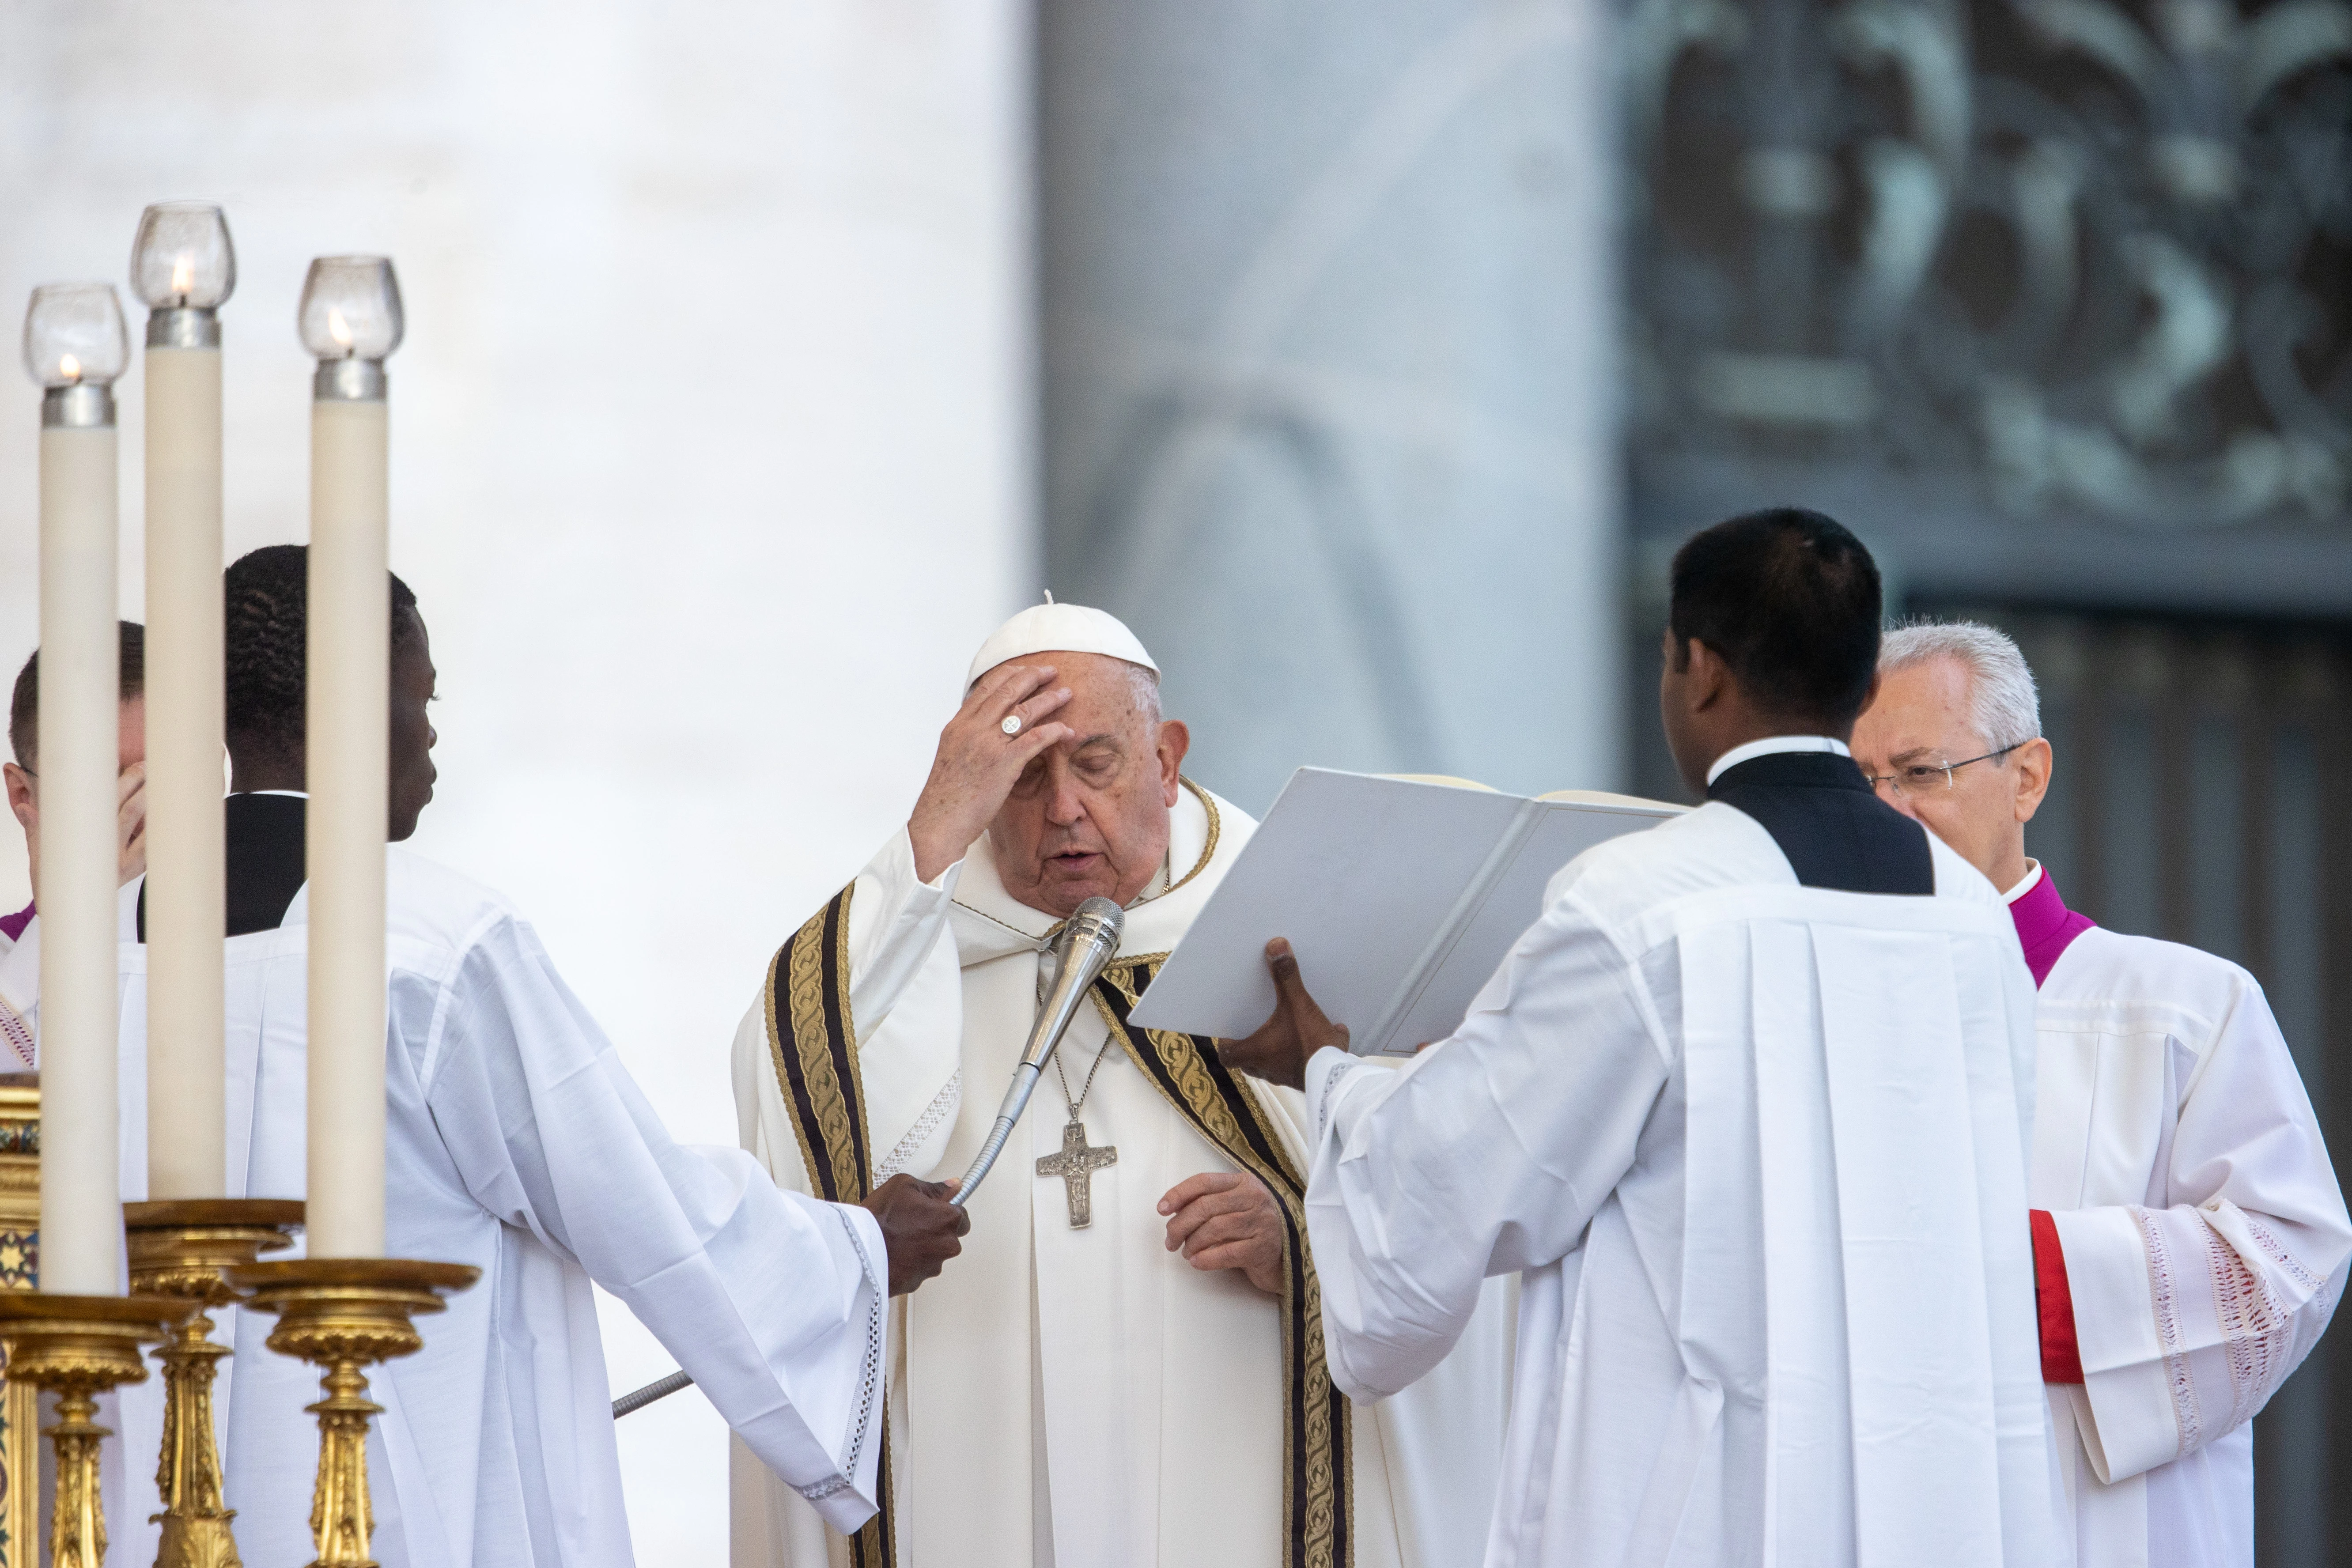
[116,761,147,887]
[907,664,1075,883]
[1214,938,1348,1091]
[860,1174,971,1296]
[1159,1171,1285,1295]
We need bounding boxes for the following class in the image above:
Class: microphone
[949,896,1124,1208]
[613,896,1124,1421]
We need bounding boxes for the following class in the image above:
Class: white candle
[298,257,404,1259]
[23,283,130,1295]
[133,203,236,1202]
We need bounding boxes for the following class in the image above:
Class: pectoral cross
[1036,1120,1118,1228]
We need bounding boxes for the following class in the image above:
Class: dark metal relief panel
[1622,0,2352,608]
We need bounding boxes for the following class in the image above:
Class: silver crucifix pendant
[1036,1119,1119,1228]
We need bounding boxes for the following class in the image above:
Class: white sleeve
[731,828,968,1185]
[416,914,893,1536]
[843,827,963,1033]
[1302,892,1669,1402]
[2051,974,2352,1484]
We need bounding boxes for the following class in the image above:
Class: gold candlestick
[124,1199,306,1568]
[0,1292,198,1568]
[225,1259,475,1568]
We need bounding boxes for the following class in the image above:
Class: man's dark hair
[1668,507,1883,729]
[8,621,147,771]
[224,545,420,770]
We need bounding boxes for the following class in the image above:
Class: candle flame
[326,306,354,355]
[58,354,81,383]
[170,255,195,301]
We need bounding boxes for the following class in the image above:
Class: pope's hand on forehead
[970,661,1075,737]
[907,662,1076,885]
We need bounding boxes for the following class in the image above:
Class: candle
[297,257,402,1259]
[23,283,130,1295]
[132,203,236,1202]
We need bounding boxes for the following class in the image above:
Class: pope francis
[730,603,1511,1568]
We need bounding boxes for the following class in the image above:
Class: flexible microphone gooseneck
[612,895,1127,1420]
[948,895,1124,1209]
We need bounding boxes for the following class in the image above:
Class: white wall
[0,2,1032,1561]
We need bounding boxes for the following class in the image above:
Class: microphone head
[1067,896,1125,946]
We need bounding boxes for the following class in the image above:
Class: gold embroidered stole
[764,851,1353,1568]
[1091,957,1353,1568]
[761,885,895,1568]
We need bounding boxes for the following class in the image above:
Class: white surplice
[2027,903,2350,1568]
[1297,799,2065,1568]
[730,784,1513,1568]
[98,848,892,1568]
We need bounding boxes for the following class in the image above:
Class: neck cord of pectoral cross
[1053,1033,1117,1127]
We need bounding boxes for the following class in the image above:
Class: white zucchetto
[965,600,1159,688]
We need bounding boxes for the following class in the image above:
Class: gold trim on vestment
[760,888,895,1568]
[1091,956,1351,1568]
[1162,776,1222,898]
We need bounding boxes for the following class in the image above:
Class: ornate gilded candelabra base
[0,1292,199,1568]
[125,1199,306,1568]
[225,1259,476,1568]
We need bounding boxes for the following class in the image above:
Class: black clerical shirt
[134,792,310,942]
[1705,745,1934,896]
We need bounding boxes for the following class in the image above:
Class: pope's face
[990,652,1189,919]
[1849,654,2048,888]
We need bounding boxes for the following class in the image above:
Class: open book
[1131,768,1683,1057]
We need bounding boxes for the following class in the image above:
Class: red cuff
[2030,1209,2085,1385]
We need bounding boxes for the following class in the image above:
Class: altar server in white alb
[110,547,971,1568]
[1225,509,2065,1567]
[1853,620,2349,1568]
[730,601,1512,1568]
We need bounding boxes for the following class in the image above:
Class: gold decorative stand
[0,1292,198,1568]
[225,1260,476,1568]
[124,1200,306,1568]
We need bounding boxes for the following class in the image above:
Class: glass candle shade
[131,203,237,311]
[23,283,129,388]
[298,257,403,362]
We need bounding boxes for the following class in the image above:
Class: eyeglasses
[1862,741,2031,799]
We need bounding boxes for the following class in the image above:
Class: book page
[1373,797,1680,1054]
[1131,770,1680,1053]
[1128,770,1523,1043]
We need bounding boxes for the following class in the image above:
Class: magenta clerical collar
[2006,862,2094,988]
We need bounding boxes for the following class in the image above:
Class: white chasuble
[2030,926,2350,1568]
[1298,802,2065,1568]
[106,850,892,1568]
[730,782,1513,1568]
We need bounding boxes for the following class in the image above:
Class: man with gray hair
[1853,619,2350,1568]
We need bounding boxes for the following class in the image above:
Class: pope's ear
[1156,719,1190,803]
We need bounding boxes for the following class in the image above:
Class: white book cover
[1131,769,1683,1056]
